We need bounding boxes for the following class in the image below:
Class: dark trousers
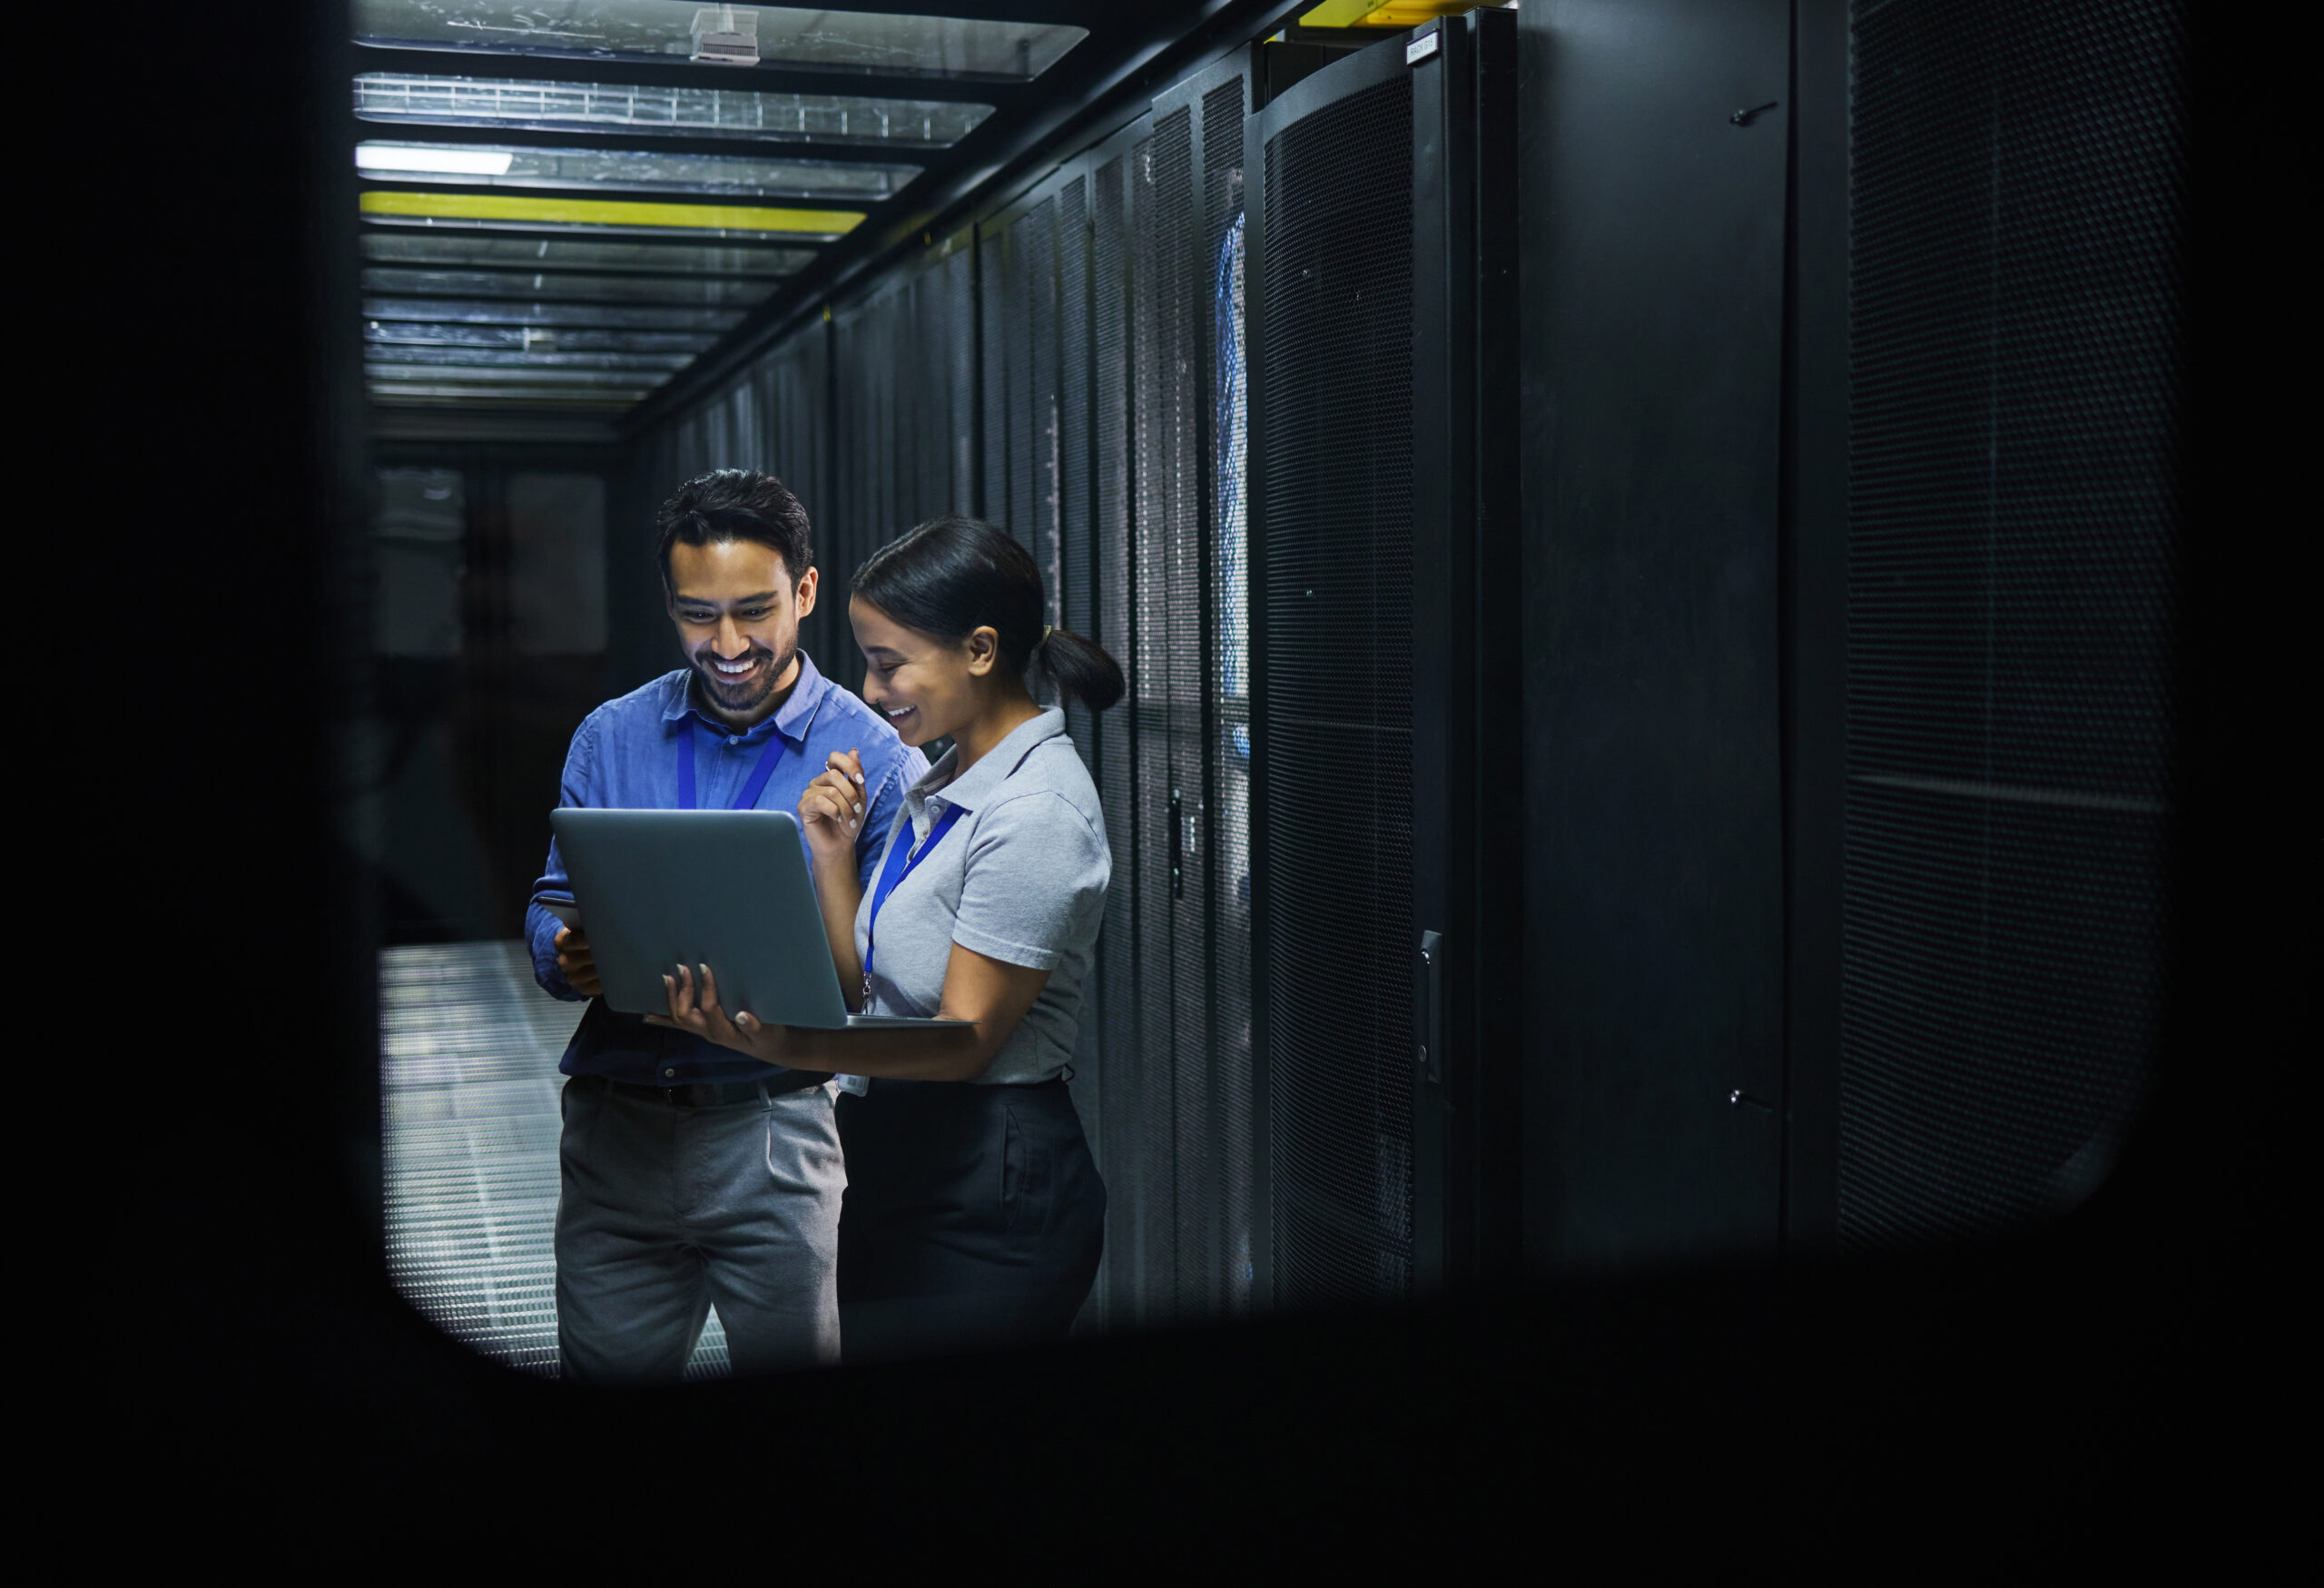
[836,1077,1106,1363]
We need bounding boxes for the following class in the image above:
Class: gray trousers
[554,1075,844,1382]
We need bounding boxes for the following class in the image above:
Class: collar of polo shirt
[908,707,1068,820]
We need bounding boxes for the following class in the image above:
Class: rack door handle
[1168,786,1184,899]
[1415,929,1444,1085]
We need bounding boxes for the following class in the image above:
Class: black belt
[574,1070,832,1109]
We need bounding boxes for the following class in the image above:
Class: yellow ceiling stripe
[359,190,862,235]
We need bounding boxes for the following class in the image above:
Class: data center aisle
[380,942,732,1380]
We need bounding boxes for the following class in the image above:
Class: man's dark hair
[655,469,814,587]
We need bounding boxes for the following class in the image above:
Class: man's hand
[800,747,868,871]
[646,962,792,1065]
[554,924,604,998]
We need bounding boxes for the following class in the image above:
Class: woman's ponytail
[1033,625,1126,714]
[853,517,1128,713]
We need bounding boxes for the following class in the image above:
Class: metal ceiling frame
[625,0,1312,431]
[357,220,818,252]
[355,119,964,165]
[350,41,1049,99]
[358,256,803,284]
[358,1,1315,431]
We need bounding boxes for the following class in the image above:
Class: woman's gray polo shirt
[854,708,1109,1086]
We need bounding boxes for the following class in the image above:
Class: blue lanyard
[676,718,788,812]
[862,804,967,1005]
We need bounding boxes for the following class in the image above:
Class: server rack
[1082,63,1260,1330]
[962,60,1260,1331]
[1246,10,1518,1304]
[975,157,1112,1321]
[1512,0,1791,1275]
[1788,0,2185,1250]
[827,232,978,672]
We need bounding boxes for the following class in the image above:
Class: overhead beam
[356,260,800,286]
[368,404,625,445]
[350,45,1028,103]
[349,119,958,165]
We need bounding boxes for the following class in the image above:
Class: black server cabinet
[1512,0,1791,1277]
[971,66,1259,1332]
[828,232,978,673]
[975,158,1116,1321]
[1138,63,1258,1325]
[1247,11,1519,1303]
[1078,64,1259,1330]
[1786,0,2185,1252]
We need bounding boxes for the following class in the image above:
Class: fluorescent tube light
[357,144,516,176]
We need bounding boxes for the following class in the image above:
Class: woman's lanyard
[862,804,966,1011]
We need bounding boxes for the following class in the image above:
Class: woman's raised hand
[799,746,868,869]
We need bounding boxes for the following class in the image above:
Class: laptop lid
[549,807,857,1029]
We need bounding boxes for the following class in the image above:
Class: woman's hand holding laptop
[647,962,788,1065]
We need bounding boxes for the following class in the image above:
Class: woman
[654,515,1121,1362]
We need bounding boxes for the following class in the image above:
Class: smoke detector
[691,6,760,65]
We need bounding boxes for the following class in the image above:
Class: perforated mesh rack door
[1089,148,1149,1327]
[835,242,976,533]
[1128,113,1195,1322]
[1137,105,1217,1322]
[1059,173,1095,715]
[986,193,1068,587]
[1841,0,2184,1248]
[976,167,1111,1318]
[1051,171,1101,1317]
[1201,78,1256,1313]
[1038,67,1256,1331]
[760,334,831,662]
[980,226,1009,525]
[1255,65,1418,1307]
[943,244,979,519]
[828,234,980,677]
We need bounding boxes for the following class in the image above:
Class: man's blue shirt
[527,651,928,1086]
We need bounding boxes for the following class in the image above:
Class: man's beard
[694,640,793,719]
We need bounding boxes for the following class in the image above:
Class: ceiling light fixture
[357,144,517,176]
[691,5,760,65]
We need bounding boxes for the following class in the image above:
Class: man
[528,468,927,1382]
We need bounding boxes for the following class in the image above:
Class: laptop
[544,806,970,1030]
